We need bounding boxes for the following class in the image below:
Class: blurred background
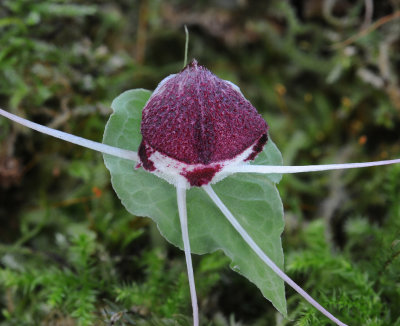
[0,0,399,325]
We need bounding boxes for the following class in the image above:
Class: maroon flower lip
[138,59,268,187]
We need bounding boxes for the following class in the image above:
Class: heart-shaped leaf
[103,89,287,315]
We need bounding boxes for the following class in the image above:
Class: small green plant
[1,66,399,325]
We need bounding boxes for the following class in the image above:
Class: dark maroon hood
[139,60,268,167]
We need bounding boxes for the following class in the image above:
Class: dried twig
[333,11,400,49]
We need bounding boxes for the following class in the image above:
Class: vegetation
[1,1,399,325]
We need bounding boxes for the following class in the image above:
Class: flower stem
[0,108,138,162]
[203,184,348,326]
[177,180,199,326]
[183,25,189,67]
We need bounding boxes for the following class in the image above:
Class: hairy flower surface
[138,59,268,187]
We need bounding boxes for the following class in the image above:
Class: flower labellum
[138,59,268,187]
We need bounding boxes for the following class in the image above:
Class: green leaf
[103,89,287,315]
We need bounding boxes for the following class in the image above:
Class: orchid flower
[1,61,399,326]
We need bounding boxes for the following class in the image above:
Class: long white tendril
[203,184,348,326]
[226,159,400,174]
[0,108,138,162]
[177,179,199,326]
